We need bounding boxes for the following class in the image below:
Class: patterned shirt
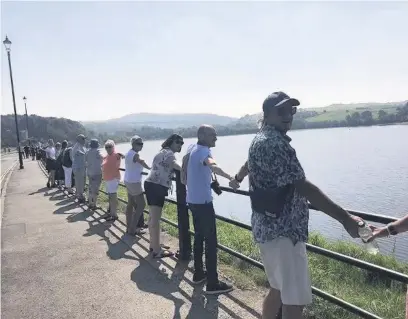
[146,148,176,188]
[248,125,309,244]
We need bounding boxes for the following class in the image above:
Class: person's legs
[49,170,56,186]
[63,166,73,193]
[88,175,96,207]
[108,193,118,218]
[262,288,282,319]
[282,305,304,319]
[190,204,205,282]
[133,193,146,230]
[125,192,136,232]
[94,174,102,207]
[200,203,218,287]
[259,238,312,319]
[148,205,162,252]
[137,212,146,228]
[74,169,86,201]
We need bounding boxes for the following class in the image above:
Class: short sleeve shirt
[248,125,309,244]
[186,144,212,204]
[146,149,176,188]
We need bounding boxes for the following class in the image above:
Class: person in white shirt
[45,139,56,188]
[145,134,184,258]
[124,136,150,236]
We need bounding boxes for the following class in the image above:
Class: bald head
[197,124,217,148]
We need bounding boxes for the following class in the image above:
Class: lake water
[111,125,408,262]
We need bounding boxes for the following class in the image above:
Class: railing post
[174,170,191,260]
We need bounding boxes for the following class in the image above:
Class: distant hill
[1,114,89,147]
[83,113,237,134]
[232,101,408,127]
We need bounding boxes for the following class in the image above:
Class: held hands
[342,215,364,238]
[229,178,240,190]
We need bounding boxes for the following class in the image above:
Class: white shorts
[105,179,119,194]
[259,237,312,306]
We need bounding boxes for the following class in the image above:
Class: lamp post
[23,96,30,146]
[3,35,24,169]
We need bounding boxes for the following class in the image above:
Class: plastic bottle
[358,221,380,255]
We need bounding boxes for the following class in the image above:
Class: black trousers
[189,202,218,286]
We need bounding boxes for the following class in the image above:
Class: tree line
[2,103,407,147]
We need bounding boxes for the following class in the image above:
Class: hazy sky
[1,1,407,121]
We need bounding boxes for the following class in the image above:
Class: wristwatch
[387,224,398,236]
[235,174,243,183]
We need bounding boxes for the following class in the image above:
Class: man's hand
[342,215,363,238]
[229,179,240,190]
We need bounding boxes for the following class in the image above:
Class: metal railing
[39,155,407,319]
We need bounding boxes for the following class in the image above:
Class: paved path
[1,160,263,319]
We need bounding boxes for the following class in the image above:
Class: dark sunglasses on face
[135,142,144,146]
[175,140,184,145]
[105,146,112,149]
[277,106,297,117]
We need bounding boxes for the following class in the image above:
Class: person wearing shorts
[144,134,184,258]
[124,136,150,236]
[237,92,360,319]
[102,139,123,222]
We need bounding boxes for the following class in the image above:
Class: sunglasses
[175,140,184,145]
[277,106,297,117]
[135,142,144,146]
[105,146,113,149]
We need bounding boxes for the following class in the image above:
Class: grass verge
[160,203,407,319]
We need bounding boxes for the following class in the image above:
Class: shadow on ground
[47,188,260,319]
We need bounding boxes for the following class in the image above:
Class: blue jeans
[189,202,218,286]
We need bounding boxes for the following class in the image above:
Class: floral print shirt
[248,125,309,244]
[146,148,176,188]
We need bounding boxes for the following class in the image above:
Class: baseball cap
[262,92,300,113]
[89,139,99,148]
[77,134,87,140]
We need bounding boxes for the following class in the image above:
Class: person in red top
[102,140,124,221]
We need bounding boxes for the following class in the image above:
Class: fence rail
[39,154,406,319]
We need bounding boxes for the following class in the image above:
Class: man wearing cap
[232,92,362,319]
[72,134,87,203]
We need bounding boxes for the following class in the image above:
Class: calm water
[112,125,408,262]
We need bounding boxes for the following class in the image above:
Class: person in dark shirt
[232,92,362,319]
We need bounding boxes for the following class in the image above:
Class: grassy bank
[96,186,407,319]
[159,204,407,319]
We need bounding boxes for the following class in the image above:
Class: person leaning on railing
[144,134,184,258]
[368,214,408,319]
[71,134,87,204]
[185,124,239,295]
[123,136,150,236]
[45,139,57,188]
[102,139,123,222]
[232,92,362,319]
[86,139,103,210]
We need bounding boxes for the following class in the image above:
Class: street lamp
[23,96,30,145]
[3,35,24,169]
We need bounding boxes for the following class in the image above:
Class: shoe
[205,281,233,295]
[192,271,207,285]
[46,182,51,188]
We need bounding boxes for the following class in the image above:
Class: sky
[1,1,408,121]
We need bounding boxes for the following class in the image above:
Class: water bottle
[358,221,380,255]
